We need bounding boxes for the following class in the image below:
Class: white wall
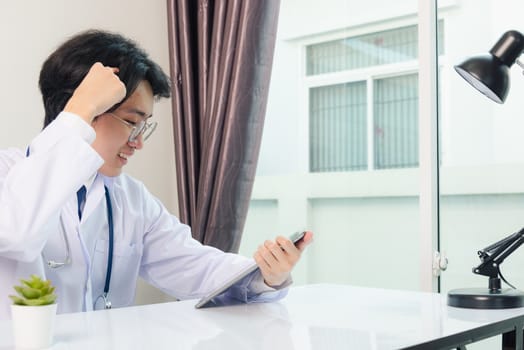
[0,1,177,304]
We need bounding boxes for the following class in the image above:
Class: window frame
[301,18,422,173]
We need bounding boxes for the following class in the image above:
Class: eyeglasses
[108,112,157,143]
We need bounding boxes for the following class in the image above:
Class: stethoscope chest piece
[95,292,112,310]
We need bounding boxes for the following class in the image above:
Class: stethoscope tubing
[26,147,114,309]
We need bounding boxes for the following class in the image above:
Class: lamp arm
[473,227,524,279]
[479,229,522,257]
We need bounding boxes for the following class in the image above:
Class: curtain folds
[166,0,281,252]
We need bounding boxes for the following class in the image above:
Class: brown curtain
[166,0,281,252]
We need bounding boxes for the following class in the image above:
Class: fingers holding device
[195,231,313,309]
[254,231,313,288]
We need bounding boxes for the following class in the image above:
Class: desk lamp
[448,30,524,309]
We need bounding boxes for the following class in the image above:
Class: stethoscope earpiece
[47,260,67,269]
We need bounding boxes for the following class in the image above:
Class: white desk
[1,284,524,350]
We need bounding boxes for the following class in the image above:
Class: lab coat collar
[83,173,97,192]
[81,175,105,223]
[80,173,120,222]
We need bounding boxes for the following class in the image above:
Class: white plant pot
[10,303,57,349]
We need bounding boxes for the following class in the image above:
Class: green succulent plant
[9,275,57,306]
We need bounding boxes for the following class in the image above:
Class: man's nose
[128,134,144,150]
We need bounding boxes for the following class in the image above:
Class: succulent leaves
[9,275,57,306]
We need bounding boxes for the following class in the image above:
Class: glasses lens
[142,122,157,141]
[128,121,157,142]
[128,129,139,143]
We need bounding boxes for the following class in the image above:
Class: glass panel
[241,0,424,293]
[439,0,524,294]
[306,20,444,76]
[309,82,367,172]
[439,1,524,348]
[374,74,419,169]
[306,25,418,75]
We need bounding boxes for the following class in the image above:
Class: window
[374,73,419,169]
[243,1,436,295]
[306,23,443,172]
[309,81,367,172]
[306,25,419,75]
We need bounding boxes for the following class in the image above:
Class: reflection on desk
[1,284,524,349]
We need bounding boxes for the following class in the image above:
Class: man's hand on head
[64,62,126,124]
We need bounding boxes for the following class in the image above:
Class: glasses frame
[107,112,157,143]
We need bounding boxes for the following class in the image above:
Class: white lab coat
[0,112,287,320]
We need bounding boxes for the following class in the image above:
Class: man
[0,30,312,319]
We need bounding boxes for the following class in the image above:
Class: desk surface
[1,284,524,350]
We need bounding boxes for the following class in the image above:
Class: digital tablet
[194,231,306,309]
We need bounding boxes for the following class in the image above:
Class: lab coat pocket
[92,239,143,307]
[42,226,70,268]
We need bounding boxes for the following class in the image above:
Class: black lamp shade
[454,30,524,104]
[454,55,509,104]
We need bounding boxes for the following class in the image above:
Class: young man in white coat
[0,30,313,319]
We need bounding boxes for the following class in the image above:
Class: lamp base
[448,288,524,309]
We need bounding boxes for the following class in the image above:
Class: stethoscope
[27,148,114,309]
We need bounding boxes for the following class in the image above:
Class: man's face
[91,80,154,177]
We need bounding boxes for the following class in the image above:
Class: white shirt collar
[83,173,97,193]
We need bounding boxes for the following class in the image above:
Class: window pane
[307,20,444,76]
[439,2,524,347]
[439,2,524,293]
[306,25,418,75]
[242,0,423,294]
[310,82,367,172]
[374,74,418,169]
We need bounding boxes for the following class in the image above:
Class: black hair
[39,29,171,127]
